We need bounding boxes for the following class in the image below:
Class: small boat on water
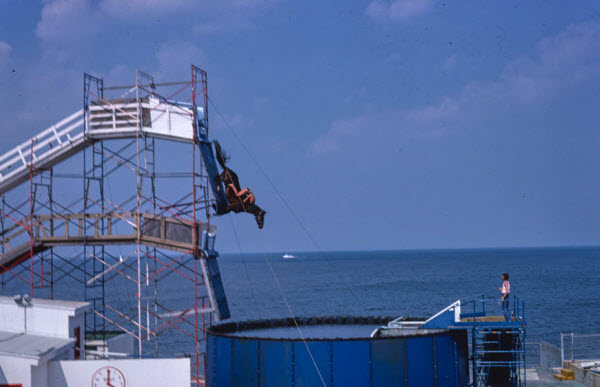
[283,254,294,259]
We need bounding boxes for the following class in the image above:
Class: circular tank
[206,316,469,387]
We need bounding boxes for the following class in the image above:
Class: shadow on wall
[0,365,7,383]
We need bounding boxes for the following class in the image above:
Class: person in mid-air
[499,273,511,321]
[215,141,266,229]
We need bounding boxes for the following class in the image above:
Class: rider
[215,141,266,229]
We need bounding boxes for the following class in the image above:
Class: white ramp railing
[0,110,85,194]
[0,96,199,195]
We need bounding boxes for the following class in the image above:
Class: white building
[0,295,86,387]
[0,296,190,387]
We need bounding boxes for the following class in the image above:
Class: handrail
[0,95,199,194]
[0,111,84,175]
[459,294,525,322]
[1,211,216,261]
[423,299,460,325]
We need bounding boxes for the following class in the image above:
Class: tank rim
[207,315,434,342]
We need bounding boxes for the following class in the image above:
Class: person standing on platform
[499,273,511,321]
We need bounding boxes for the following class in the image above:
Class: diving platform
[373,295,527,386]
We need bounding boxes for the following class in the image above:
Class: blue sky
[1,0,600,252]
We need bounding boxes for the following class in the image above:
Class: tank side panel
[232,338,259,386]
[371,338,406,387]
[332,340,370,386]
[206,334,215,386]
[209,335,231,387]
[259,340,293,387]
[293,341,331,387]
[435,334,457,387]
[407,336,435,386]
[453,330,470,387]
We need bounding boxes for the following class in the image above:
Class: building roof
[0,296,88,313]
[0,331,74,360]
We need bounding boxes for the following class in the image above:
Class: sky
[1,0,600,252]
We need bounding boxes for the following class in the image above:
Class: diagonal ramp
[0,96,201,195]
[0,110,85,195]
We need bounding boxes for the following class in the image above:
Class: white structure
[49,358,190,387]
[0,296,87,387]
[0,296,191,387]
[0,96,202,195]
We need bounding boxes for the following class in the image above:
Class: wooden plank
[141,235,194,251]
[40,224,48,238]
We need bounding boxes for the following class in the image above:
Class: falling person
[214,141,266,229]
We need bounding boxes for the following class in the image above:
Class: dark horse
[215,141,266,229]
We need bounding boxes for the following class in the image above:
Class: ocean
[3,246,599,359]
[218,247,600,346]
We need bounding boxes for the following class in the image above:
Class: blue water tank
[206,316,469,387]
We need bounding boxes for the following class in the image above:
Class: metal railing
[525,341,562,369]
[460,294,525,322]
[0,110,84,193]
[561,333,600,364]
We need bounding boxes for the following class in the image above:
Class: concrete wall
[564,361,600,387]
[49,358,191,387]
[0,355,36,387]
[0,300,25,334]
[32,362,48,387]
[571,362,600,387]
[107,333,134,355]
[0,297,88,387]
[0,297,85,340]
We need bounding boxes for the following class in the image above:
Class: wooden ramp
[0,211,215,275]
[0,241,49,274]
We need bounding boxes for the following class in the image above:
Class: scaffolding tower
[459,296,527,386]
[0,64,228,384]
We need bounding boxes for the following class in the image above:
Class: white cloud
[311,21,600,155]
[154,40,206,80]
[99,0,278,33]
[0,41,11,65]
[35,0,103,44]
[98,0,196,18]
[99,0,278,16]
[35,0,279,46]
[367,0,433,23]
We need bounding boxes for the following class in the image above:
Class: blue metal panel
[232,338,259,386]
[211,335,231,387]
[332,340,370,386]
[453,331,469,387]
[435,335,456,387]
[371,338,406,387]
[197,139,228,214]
[259,340,293,387]
[206,333,216,386]
[204,254,230,320]
[206,319,472,387]
[407,336,434,386]
[421,310,455,329]
[293,341,331,387]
